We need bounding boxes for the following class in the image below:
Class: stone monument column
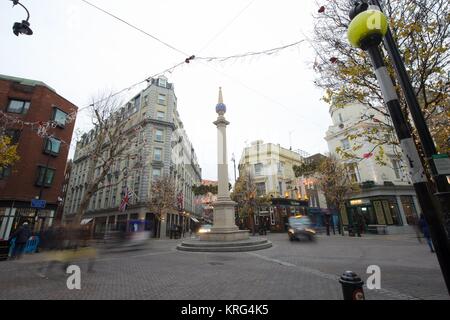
[177,87,271,250]
[199,88,248,241]
[211,88,239,233]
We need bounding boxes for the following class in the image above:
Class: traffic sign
[31,199,46,209]
[432,154,450,175]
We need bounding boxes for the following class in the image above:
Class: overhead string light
[3,0,308,143]
[196,40,305,63]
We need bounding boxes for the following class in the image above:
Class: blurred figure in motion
[9,221,31,260]
[103,220,150,251]
[410,214,422,243]
[419,214,435,253]
[37,224,97,278]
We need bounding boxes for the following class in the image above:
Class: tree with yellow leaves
[313,0,449,164]
[0,135,20,171]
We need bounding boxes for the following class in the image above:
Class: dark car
[287,215,316,241]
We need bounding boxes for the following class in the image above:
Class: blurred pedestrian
[411,214,422,243]
[9,221,31,260]
[419,214,435,253]
[355,211,365,237]
[331,215,336,235]
[324,213,331,236]
[264,217,270,235]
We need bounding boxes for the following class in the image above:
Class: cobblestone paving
[0,233,448,300]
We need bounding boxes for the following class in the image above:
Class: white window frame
[254,163,263,175]
[391,158,402,179]
[158,93,167,105]
[154,148,163,161]
[158,78,167,88]
[156,111,165,121]
[155,129,164,142]
[341,138,350,150]
[152,168,161,179]
[346,163,361,183]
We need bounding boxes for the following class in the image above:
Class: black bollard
[339,271,365,300]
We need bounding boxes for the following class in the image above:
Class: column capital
[213,116,230,126]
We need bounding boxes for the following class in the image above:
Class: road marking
[247,252,296,267]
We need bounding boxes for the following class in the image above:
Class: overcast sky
[0,0,332,181]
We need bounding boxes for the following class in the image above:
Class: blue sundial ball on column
[216,102,226,114]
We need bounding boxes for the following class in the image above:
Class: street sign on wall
[432,154,450,175]
[31,199,46,209]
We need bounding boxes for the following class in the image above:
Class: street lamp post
[231,153,237,183]
[11,0,33,36]
[347,2,450,294]
[369,0,450,241]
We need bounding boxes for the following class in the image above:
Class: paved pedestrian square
[0,232,448,300]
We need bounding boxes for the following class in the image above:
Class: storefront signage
[350,199,370,206]
[31,199,46,209]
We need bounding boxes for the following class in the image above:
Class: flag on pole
[119,187,133,212]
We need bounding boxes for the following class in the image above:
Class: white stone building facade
[325,102,421,232]
[63,77,201,238]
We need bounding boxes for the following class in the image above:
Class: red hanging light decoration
[330,57,338,63]
[318,6,325,13]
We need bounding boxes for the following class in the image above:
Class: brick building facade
[0,74,77,239]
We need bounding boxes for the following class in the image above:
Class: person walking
[324,213,331,236]
[9,221,31,260]
[331,215,336,235]
[411,214,422,243]
[355,211,365,237]
[419,214,435,253]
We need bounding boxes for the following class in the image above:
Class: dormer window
[158,78,167,88]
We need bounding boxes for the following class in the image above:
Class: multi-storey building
[239,140,305,197]
[63,77,201,238]
[324,102,421,233]
[0,74,77,239]
[237,141,328,231]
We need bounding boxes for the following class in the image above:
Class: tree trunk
[72,191,93,226]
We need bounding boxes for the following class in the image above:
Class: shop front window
[401,196,418,225]
[387,198,402,225]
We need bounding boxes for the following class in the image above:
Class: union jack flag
[119,187,133,212]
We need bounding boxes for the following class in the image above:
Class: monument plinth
[177,88,271,252]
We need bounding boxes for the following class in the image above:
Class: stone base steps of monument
[176,238,272,252]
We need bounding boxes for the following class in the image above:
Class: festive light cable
[196,40,305,62]
[0,57,192,148]
[79,0,188,57]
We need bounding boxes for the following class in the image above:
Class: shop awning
[80,218,93,225]
[190,217,200,223]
